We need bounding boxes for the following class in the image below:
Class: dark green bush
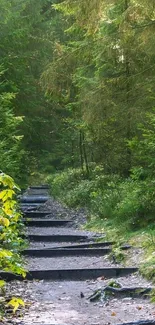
[47,167,155,230]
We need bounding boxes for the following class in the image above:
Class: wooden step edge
[44,242,122,249]
[23,211,52,214]
[17,321,155,325]
[20,199,49,204]
[116,321,155,325]
[23,219,72,225]
[26,234,89,242]
[22,212,53,217]
[0,267,138,281]
[21,247,112,257]
[29,185,49,189]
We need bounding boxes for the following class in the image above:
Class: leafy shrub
[46,168,88,198]
[114,179,155,229]
[47,167,122,213]
[140,257,155,282]
[47,167,155,230]
[0,172,26,276]
[0,77,25,181]
[64,179,96,207]
[90,188,120,219]
[0,172,26,319]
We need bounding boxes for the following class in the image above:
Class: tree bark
[124,0,132,175]
[79,130,84,171]
[82,131,89,176]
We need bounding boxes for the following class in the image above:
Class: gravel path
[28,241,80,249]
[8,192,154,325]
[22,298,155,325]
[6,280,155,325]
[28,241,109,249]
[27,226,98,237]
[26,255,119,270]
[38,197,88,226]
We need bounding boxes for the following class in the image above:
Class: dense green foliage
[0,1,155,255]
[42,0,155,176]
[2,0,155,183]
[0,0,68,182]
[0,1,155,226]
[0,65,24,179]
[47,167,155,229]
[0,0,155,288]
[44,0,155,257]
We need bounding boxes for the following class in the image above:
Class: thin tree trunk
[124,0,132,175]
[71,139,74,168]
[82,131,89,176]
[79,130,84,171]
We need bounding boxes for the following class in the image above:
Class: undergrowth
[0,172,26,320]
[47,166,155,282]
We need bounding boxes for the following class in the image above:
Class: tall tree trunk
[71,139,74,168]
[79,130,84,171]
[82,131,89,176]
[124,0,132,176]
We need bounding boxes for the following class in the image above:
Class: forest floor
[3,196,155,325]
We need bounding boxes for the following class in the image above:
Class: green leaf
[8,297,25,313]
[0,280,6,287]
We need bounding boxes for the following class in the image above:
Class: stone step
[24,219,72,227]
[0,267,138,281]
[26,255,135,272]
[22,247,112,257]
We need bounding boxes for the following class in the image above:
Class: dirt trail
[6,186,155,325]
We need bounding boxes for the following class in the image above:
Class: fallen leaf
[111,312,116,316]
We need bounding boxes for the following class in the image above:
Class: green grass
[85,217,155,282]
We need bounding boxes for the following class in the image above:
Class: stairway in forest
[2,186,155,325]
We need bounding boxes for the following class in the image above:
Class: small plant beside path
[0,172,26,320]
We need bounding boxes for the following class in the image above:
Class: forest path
[7,186,155,325]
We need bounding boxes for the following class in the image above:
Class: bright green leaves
[7,297,25,314]
[0,249,13,259]
[0,280,6,288]
[0,174,15,189]
[0,172,26,318]
[0,171,26,277]
[0,172,27,320]
[2,200,16,217]
[0,190,15,202]
[0,218,10,227]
